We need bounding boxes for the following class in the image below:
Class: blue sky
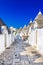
[0,0,43,28]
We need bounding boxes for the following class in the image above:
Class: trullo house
[29,11,43,54]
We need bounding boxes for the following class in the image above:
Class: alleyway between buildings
[0,39,43,65]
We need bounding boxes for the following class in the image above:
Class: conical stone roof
[34,11,43,28]
[29,20,33,26]
[0,18,6,26]
[30,20,32,24]
[35,11,43,21]
[0,18,11,34]
[23,25,27,30]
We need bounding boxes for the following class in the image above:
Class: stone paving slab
[0,40,43,65]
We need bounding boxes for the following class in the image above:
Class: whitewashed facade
[0,34,12,54]
[0,26,16,54]
[28,11,43,54]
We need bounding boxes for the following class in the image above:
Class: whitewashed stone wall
[29,28,43,54]
[29,30,36,46]
[37,29,43,54]
[0,34,15,54]
[6,34,12,47]
[0,34,5,54]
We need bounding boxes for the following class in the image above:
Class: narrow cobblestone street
[0,39,43,65]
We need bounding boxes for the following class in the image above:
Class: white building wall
[0,34,5,54]
[6,34,12,47]
[0,34,15,54]
[37,29,43,54]
[29,28,43,54]
[29,30,36,46]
